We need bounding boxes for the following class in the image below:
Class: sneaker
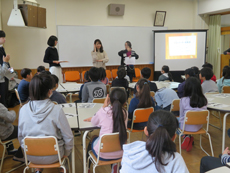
[7,149,18,155]
[186,136,194,152]
[181,135,190,150]
[111,163,118,173]
[13,156,25,163]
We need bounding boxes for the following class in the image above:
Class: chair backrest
[150,91,155,98]
[81,70,86,82]
[170,99,180,112]
[182,110,209,132]
[106,70,112,80]
[106,85,110,95]
[222,86,230,93]
[93,98,106,104]
[112,69,118,79]
[110,87,126,93]
[23,136,62,165]
[15,89,22,106]
[133,107,154,124]
[65,71,80,82]
[134,68,141,78]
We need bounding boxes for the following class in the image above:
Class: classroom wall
[198,0,230,15]
[1,0,205,70]
[221,14,230,27]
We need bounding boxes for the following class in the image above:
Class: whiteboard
[57,25,167,67]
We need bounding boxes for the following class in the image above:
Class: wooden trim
[210,11,230,16]
[221,31,230,35]
[15,64,155,81]
[221,27,230,32]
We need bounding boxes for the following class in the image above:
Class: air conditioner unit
[109,4,125,16]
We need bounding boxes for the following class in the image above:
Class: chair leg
[200,134,210,156]
[87,156,90,170]
[93,165,97,173]
[61,166,66,173]
[117,162,120,173]
[66,157,71,173]
[0,144,6,172]
[23,166,29,173]
[178,134,182,155]
[207,133,214,157]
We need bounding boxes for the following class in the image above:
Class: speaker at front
[108,4,125,16]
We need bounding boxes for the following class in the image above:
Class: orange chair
[222,86,230,93]
[65,71,80,82]
[23,136,71,173]
[106,70,112,81]
[87,132,130,173]
[132,68,141,82]
[81,70,86,82]
[178,110,214,156]
[128,107,154,134]
[112,69,118,79]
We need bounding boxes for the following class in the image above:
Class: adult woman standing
[43,35,63,83]
[91,39,109,69]
[118,41,139,82]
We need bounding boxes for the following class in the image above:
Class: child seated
[82,67,106,103]
[217,66,230,93]
[134,67,157,94]
[200,147,230,173]
[98,67,109,85]
[177,68,195,98]
[50,74,67,104]
[116,66,130,83]
[112,68,129,90]
[201,63,216,83]
[120,110,189,173]
[200,67,218,94]
[36,66,45,75]
[179,77,207,152]
[158,65,173,81]
[128,78,155,130]
[79,71,91,102]
[0,103,24,162]
[17,68,33,103]
[18,74,73,173]
[84,88,128,173]
[155,88,179,111]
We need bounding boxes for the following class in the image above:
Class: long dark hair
[184,77,207,108]
[110,88,127,148]
[136,78,152,108]
[29,74,54,100]
[146,110,178,172]
[222,66,230,82]
[162,65,172,81]
[94,39,104,53]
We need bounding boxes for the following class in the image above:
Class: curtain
[207,15,221,78]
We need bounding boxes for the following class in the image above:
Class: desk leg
[222,113,230,153]
[83,131,90,173]
[72,131,75,173]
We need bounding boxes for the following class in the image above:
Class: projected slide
[165,33,197,60]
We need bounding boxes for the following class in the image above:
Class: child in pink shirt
[84,88,128,173]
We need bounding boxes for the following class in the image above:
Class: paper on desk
[207,98,214,102]
[78,103,96,109]
[124,57,135,65]
[214,94,230,98]
[60,103,76,108]
[208,102,229,108]
[65,113,78,118]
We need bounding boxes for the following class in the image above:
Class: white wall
[198,0,230,15]
[1,0,204,69]
[221,14,230,27]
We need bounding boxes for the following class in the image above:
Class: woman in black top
[43,36,63,83]
[118,41,139,82]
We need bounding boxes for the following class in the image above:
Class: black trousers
[200,156,223,173]
[0,78,9,107]
[3,126,23,158]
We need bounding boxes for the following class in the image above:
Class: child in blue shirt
[17,68,33,103]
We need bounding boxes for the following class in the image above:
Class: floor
[2,98,230,173]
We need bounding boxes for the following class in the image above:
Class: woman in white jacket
[18,74,73,173]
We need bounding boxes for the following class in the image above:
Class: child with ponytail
[158,65,173,81]
[120,110,189,173]
[128,78,155,130]
[84,88,128,173]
